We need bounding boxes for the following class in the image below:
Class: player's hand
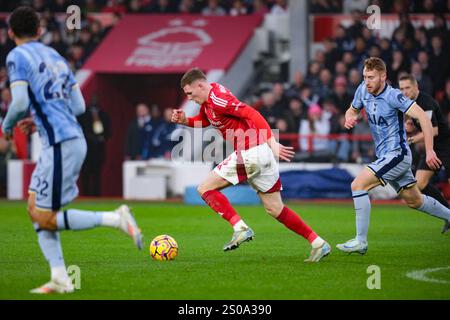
[426,150,442,171]
[17,117,36,135]
[3,130,13,141]
[171,109,187,125]
[344,116,358,129]
[270,141,295,162]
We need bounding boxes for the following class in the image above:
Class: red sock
[201,190,241,226]
[276,206,318,243]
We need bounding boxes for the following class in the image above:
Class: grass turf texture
[0,199,449,300]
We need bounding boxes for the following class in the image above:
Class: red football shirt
[187,83,272,151]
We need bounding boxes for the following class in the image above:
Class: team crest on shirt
[397,93,407,104]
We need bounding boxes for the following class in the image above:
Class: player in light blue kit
[2,7,142,293]
[337,57,450,254]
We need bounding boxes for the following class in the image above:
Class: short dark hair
[180,68,206,88]
[399,74,418,85]
[8,6,39,38]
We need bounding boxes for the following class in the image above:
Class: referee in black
[399,74,450,232]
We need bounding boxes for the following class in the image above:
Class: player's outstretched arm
[344,106,360,129]
[1,82,30,140]
[407,103,442,170]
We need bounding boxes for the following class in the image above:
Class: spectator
[334,25,354,53]
[78,95,111,197]
[300,85,319,107]
[202,0,227,16]
[317,68,333,99]
[258,91,280,128]
[334,61,348,79]
[411,61,434,95]
[125,103,153,160]
[283,96,305,133]
[346,10,364,39]
[331,76,352,114]
[179,0,196,14]
[299,104,330,154]
[272,82,288,113]
[388,50,409,84]
[275,118,291,146]
[323,38,341,71]
[414,27,430,54]
[152,107,177,159]
[324,98,350,162]
[49,30,68,57]
[305,61,322,96]
[230,0,248,16]
[428,35,448,94]
[348,68,362,96]
[285,69,305,98]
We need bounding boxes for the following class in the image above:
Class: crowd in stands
[310,0,450,13]
[247,6,450,163]
[0,0,449,178]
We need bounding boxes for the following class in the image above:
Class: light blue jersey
[6,41,83,147]
[352,81,417,193]
[351,81,415,159]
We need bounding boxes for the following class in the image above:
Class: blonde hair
[364,57,387,73]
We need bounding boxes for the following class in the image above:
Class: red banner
[84,14,262,74]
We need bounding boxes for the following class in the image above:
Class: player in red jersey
[172,68,331,262]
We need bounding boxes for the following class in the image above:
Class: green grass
[0,199,449,300]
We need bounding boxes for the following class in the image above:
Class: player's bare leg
[197,171,254,251]
[259,191,330,262]
[416,169,449,209]
[337,168,381,254]
[27,193,142,294]
[399,184,450,234]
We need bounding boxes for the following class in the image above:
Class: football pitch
[0,199,449,300]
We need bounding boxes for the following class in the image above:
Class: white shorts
[214,143,281,193]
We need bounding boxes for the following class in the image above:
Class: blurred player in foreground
[337,58,450,255]
[172,68,331,262]
[2,7,142,294]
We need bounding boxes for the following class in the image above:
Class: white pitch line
[406,266,450,284]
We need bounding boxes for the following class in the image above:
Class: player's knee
[197,184,207,197]
[351,180,363,191]
[264,202,283,218]
[416,180,427,191]
[29,209,57,230]
[405,197,423,209]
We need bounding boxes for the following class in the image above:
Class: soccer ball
[149,235,178,261]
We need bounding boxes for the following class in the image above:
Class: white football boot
[30,278,74,294]
[336,238,368,255]
[116,205,143,250]
[304,241,331,262]
[223,227,254,251]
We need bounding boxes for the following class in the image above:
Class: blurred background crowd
[0,0,449,196]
